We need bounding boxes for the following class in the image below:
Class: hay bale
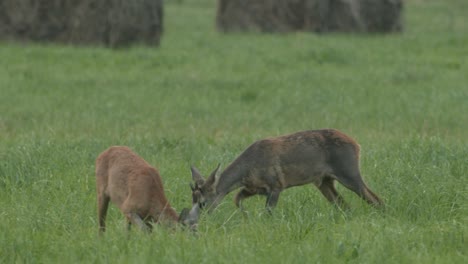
[320,0,364,32]
[0,0,71,41]
[359,0,403,32]
[0,0,164,48]
[216,0,403,33]
[106,0,164,47]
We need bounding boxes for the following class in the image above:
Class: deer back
[96,146,179,223]
[191,129,363,210]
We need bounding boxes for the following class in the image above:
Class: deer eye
[199,201,206,209]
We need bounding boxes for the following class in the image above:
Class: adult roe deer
[190,129,383,213]
[96,146,199,233]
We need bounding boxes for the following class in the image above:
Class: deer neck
[159,204,179,223]
[215,160,247,196]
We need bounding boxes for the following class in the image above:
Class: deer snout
[179,204,200,231]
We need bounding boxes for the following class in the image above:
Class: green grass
[0,0,467,263]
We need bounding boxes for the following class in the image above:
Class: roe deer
[190,129,383,213]
[96,146,199,233]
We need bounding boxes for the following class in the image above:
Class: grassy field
[1,0,467,263]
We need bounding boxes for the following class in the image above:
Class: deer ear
[206,163,221,187]
[191,166,205,186]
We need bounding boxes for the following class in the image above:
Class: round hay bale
[216,0,403,33]
[359,0,403,32]
[322,0,364,32]
[106,0,164,48]
[0,0,70,41]
[0,0,164,48]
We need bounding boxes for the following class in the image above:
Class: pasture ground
[0,0,467,263]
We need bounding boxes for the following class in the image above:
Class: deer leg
[97,194,110,233]
[125,212,150,233]
[265,189,281,213]
[146,221,154,232]
[358,185,383,206]
[336,174,383,207]
[317,178,349,210]
[234,188,257,211]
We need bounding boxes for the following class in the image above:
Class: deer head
[190,164,220,211]
[178,203,200,231]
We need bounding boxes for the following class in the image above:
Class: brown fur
[96,146,197,233]
[191,129,383,212]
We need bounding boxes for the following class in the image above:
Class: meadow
[0,0,467,263]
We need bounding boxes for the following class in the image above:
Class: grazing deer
[190,129,383,213]
[96,146,199,233]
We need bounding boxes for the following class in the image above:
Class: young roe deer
[190,129,383,213]
[96,146,199,233]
